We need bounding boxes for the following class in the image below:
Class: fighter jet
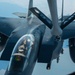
[0,0,75,75]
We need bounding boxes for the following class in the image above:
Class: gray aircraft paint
[0,0,74,75]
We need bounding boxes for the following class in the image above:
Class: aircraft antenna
[27,0,33,18]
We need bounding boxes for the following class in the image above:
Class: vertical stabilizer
[27,0,33,18]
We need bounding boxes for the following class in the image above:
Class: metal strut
[61,12,75,29]
[30,7,52,29]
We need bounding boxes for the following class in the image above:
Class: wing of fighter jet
[62,21,75,39]
[0,17,26,36]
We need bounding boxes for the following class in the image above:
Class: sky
[0,0,75,75]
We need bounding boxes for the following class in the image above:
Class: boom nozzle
[46,63,51,70]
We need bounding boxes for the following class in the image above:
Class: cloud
[0,0,75,18]
[0,69,5,75]
[0,0,29,8]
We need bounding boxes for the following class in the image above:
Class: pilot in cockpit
[18,37,34,55]
[18,39,28,54]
